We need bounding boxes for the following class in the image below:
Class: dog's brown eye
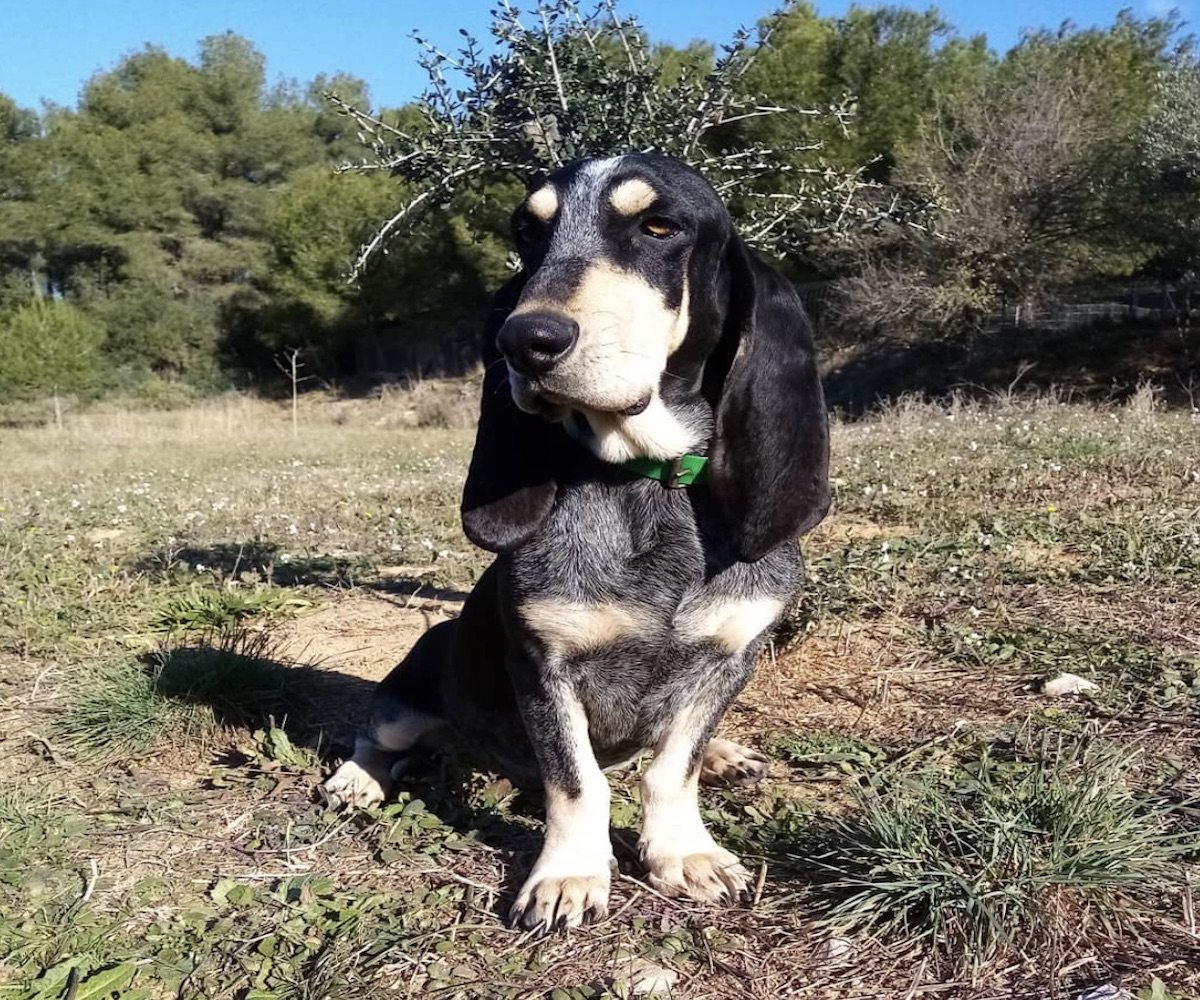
[640,218,679,240]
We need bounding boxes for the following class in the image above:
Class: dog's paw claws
[509,868,612,934]
[644,848,752,905]
[699,738,768,788]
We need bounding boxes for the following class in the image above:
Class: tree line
[0,2,1196,403]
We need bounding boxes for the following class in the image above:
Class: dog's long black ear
[460,276,561,553]
[704,238,830,562]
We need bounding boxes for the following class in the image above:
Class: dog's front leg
[509,678,614,933]
[639,701,753,904]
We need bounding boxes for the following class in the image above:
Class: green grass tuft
[766,729,888,772]
[799,732,1197,973]
[52,627,337,763]
[153,627,315,723]
[150,585,302,633]
[51,659,174,763]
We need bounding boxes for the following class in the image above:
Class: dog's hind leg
[699,737,768,788]
[320,620,452,810]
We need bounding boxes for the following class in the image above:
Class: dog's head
[462,153,830,561]
[496,156,732,462]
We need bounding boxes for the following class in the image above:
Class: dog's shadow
[150,640,553,916]
[150,640,375,751]
[133,540,472,603]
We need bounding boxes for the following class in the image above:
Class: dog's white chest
[671,595,785,654]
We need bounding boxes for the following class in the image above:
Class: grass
[50,627,353,763]
[1,382,1198,998]
[797,731,1195,975]
[150,586,305,633]
[50,657,173,762]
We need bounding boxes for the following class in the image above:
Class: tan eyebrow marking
[526,185,559,222]
[609,178,658,216]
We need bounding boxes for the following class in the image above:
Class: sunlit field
[1,383,1197,999]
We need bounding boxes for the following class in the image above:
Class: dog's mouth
[509,371,652,420]
[538,390,651,418]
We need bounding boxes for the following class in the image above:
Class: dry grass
[1,382,1198,999]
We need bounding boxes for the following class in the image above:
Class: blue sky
[0,0,1191,113]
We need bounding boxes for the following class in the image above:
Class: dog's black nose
[496,312,578,375]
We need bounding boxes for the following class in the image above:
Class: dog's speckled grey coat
[322,153,830,933]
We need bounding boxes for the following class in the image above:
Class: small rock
[1043,673,1100,696]
[813,936,855,963]
[1076,985,1127,1000]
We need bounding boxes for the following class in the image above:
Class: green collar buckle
[620,453,709,488]
[562,414,709,488]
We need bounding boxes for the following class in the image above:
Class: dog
[322,153,830,934]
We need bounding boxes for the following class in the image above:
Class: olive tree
[326,0,879,275]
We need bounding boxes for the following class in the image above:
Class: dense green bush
[0,3,1194,396]
[0,299,107,399]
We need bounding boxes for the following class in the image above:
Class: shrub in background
[0,298,106,400]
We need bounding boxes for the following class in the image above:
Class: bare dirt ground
[274,591,459,685]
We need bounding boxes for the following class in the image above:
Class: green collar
[620,453,709,488]
[562,414,709,489]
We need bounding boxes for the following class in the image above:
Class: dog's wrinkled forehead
[516,154,727,259]
[525,157,646,252]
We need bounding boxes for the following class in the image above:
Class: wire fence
[795,280,1196,335]
[985,285,1196,331]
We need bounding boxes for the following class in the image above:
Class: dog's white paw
[700,737,768,788]
[320,759,389,810]
[509,856,614,934]
[643,845,752,904]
